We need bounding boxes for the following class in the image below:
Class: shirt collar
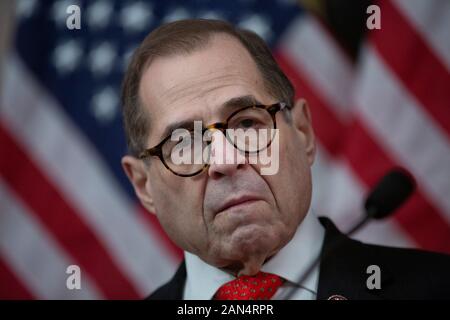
[184,209,325,299]
[260,208,325,294]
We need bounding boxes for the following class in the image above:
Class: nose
[207,130,247,179]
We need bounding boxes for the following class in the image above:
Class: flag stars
[52,0,81,28]
[122,45,137,71]
[89,42,117,76]
[238,14,273,42]
[16,0,39,20]
[53,40,83,74]
[198,10,224,20]
[91,87,118,124]
[87,0,114,30]
[163,7,190,23]
[120,1,154,33]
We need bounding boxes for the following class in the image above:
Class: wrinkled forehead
[138,34,271,142]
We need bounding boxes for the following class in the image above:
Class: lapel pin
[327,294,348,300]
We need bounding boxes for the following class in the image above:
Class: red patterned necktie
[214,272,284,300]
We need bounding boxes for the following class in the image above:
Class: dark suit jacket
[148,217,450,300]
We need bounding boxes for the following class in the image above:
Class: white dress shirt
[183,209,325,300]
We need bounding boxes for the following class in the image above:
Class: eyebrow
[157,95,263,142]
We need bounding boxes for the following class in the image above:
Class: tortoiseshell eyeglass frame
[138,102,289,177]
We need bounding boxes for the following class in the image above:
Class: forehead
[139,34,272,141]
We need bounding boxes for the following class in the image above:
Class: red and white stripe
[275,1,450,254]
[276,15,415,248]
[372,0,450,137]
[355,45,450,222]
[0,178,102,299]
[0,55,181,298]
[393,0,450,71]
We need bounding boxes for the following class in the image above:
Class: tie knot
[214,271,284,300]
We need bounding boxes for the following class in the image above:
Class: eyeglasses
[139,102,289,177]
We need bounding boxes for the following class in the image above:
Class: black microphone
[280,167,416,300]
[345,167,416,236]
[364,167,416,219]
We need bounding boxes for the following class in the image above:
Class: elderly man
[121,19,450,300]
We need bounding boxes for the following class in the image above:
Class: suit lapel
[148,217,396,300]
[147,261,186,300]
[316,217,393,300]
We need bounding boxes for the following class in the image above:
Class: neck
[221,254,277,277]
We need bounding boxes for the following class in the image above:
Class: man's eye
[239,118,255,128]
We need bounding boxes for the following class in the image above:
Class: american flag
[0,0,449,299]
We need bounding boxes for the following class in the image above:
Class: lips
[216,195,263,214]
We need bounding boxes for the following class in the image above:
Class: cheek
[151,178,209,252]
[265,131,312,222]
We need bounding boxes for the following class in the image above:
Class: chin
[228,224,282,258]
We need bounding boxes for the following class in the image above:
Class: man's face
[122,34,316,275]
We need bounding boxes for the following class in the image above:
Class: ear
[291,98,316,166]
[121,155,156,213]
